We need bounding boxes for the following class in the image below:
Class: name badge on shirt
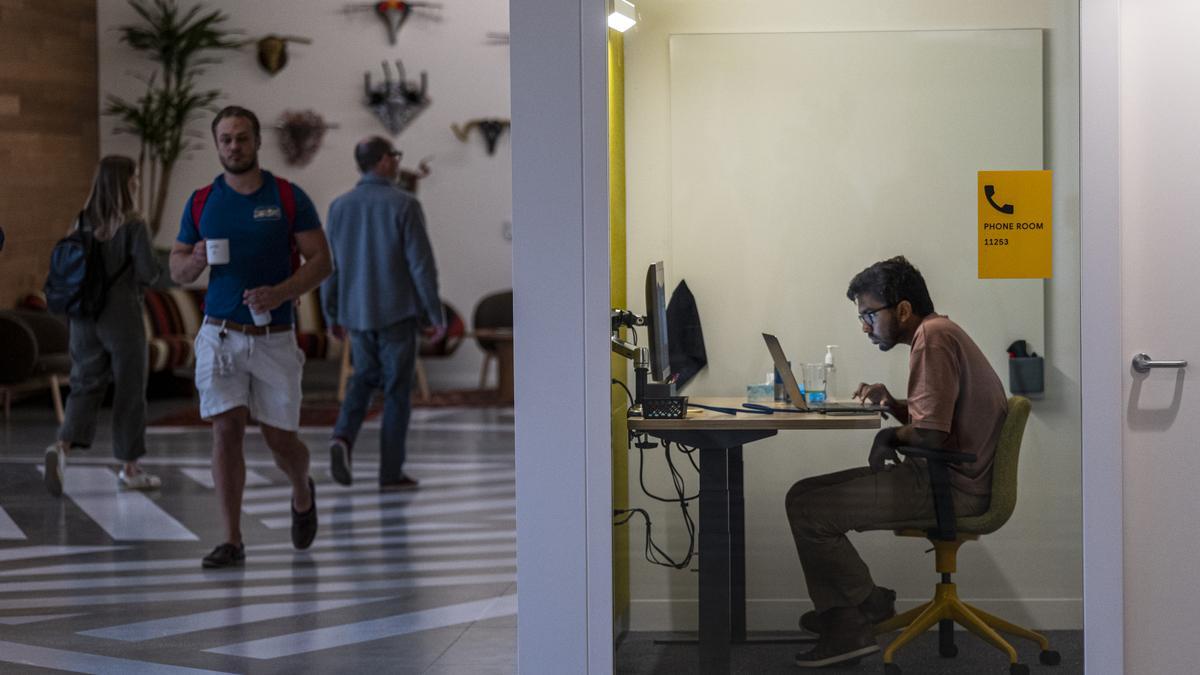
[254,206,282,221]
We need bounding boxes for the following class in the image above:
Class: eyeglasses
[857,303,895,327]
[387,149,403,160]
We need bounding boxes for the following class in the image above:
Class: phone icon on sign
[984,185,1014,215]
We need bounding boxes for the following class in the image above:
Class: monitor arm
[611,309,650,404]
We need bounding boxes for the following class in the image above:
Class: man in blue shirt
[169,106,332,569]
[322,136,444,491]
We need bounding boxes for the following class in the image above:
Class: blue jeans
[333,319,418,483]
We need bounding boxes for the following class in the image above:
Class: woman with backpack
[44,155,163,496]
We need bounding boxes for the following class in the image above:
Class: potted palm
[105,0,240,240]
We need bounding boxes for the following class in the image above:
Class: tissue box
[1008,357,1044,395]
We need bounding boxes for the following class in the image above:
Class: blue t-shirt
[178,172,321,326]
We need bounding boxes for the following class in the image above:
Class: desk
[627,397,880,674]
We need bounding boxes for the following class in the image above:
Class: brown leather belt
[204,316,293,336]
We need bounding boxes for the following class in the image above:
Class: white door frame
[511,1,1124,672]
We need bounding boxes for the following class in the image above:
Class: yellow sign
[977,170,1052,279]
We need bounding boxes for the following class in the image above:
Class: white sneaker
[44,444,65,497]
[118,469,161,490]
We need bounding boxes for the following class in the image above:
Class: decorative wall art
[342,0,442,46]
[275,110,338,166]
[451,118,511,155]
[397,156,433,193]
[364,60,431,135]
[253,34,312,75]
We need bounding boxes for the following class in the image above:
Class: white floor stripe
[80,596,395,642]
[0,507,25,540]
[0,573,515,611]
[241,469,514,503]
[243,484,515,515]
[249,529,515,551]
[259,496,517,529]
[205,593,518,659]
[1,543,516,577]
[37,467,197,542]
[0,556,516,594]
[0,613,84,625]
[180,467,271,489]
[3,456,512,470]
[0,545,127,563]
[409,422,514,432]
[0,640,236,675]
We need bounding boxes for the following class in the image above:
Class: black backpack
[44,213,131,319]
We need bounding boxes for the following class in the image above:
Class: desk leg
[698,446,731,675]
[729,446,746,642]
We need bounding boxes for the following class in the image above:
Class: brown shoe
[800,586,895,635]
[794,607,880,668]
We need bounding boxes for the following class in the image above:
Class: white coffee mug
[250,307,272,327]
[205,238,230,265]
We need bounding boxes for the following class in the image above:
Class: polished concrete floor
[0,392,516,674]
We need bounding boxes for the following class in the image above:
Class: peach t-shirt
[907,315,1007,496]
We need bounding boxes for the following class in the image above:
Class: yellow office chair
[873,396,1060,675]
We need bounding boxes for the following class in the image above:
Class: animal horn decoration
[364,60,431,135]
[342,1,443,46]
[275,110,339,166]
[253,35,313,75]
[397,156,434,194]
[451,118,511,156]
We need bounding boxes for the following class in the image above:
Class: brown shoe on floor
[794,607,880,668]
[380,475,419,491]
[800,585,896,635]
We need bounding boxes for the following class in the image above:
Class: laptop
[761,333,887,414]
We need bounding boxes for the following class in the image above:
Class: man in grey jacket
[322,137,445,491]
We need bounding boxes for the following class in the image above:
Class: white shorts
[193,322,305,431]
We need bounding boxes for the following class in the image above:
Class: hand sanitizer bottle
[824,345,838,400]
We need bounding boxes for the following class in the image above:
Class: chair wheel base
[1039,650,1062,666]
[1010,664,1030,675]
[883,663,902,675]
[939,643,958,658]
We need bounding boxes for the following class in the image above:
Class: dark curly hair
[845,256,935,317]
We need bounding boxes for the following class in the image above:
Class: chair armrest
[895,445,975,541]
[895,446,976,464]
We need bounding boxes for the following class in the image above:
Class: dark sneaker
[794,608,880,668]
[330,438,352,486]
[201,542,245,569]
[291,477,318,550]
[44,444,65,497]
[800,586,896,634]
[380,475,419,492]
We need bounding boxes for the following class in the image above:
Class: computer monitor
[645,261,671,382]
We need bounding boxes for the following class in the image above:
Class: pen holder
[1008,357,1044,395]
[642,396,688,419]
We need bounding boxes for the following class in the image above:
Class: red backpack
[189,175,300,272]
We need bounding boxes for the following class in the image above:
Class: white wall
[97,0,512,389]
[623,0,1082,631]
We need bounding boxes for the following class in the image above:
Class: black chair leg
[939,619,958,657]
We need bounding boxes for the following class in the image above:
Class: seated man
[786,255,1007,668]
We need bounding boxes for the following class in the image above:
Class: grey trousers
[58,299,148,462]
[784,460,989,614]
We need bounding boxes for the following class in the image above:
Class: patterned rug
[149,389,510,427]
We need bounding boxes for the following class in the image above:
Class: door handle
[1131,353,1188,374]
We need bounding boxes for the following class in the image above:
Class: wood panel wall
[0,0,98,308]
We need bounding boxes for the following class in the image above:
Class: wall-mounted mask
[451,118,511,155]
[275,110,337,166]
[255,35,312,75]
[364,60,431,136]
[343,1,442,46]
